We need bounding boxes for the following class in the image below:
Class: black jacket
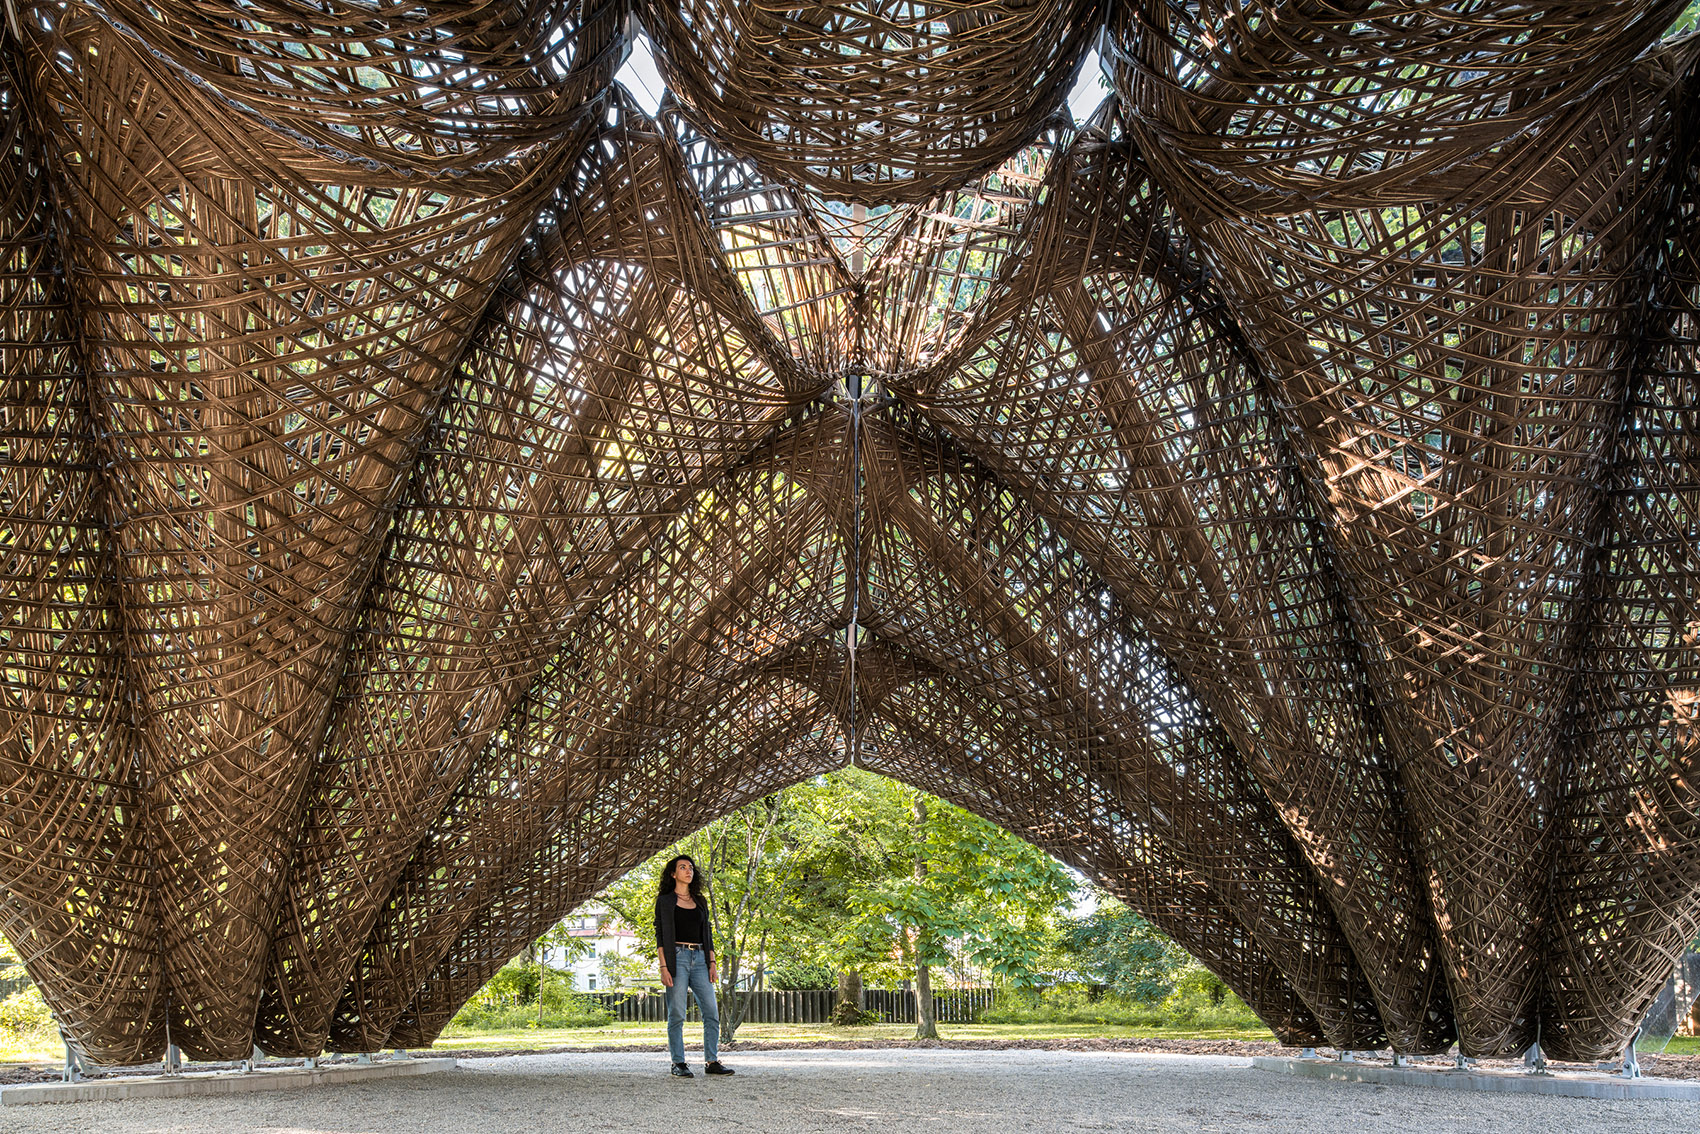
[654,891,715,978]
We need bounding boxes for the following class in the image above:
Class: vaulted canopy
[2,0,1697,1067]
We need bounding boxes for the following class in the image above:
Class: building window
[588,976,597,990]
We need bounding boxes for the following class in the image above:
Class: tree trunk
[716,803,778,1047]
[914,956,937,1039]
[913,796,939,1040]
[713,888,745,1046]
[718,945,742,1046]
[838,969,864,1011]
[833,969,865,1025]
[530,943,544,1027]
[751,927,769,994]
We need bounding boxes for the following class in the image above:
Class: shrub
[445,958,614,1031]
[982,985,1161,1027]
[1057,909,1190,1001]
[1158,983,1262,1031]
[766,961,836,990]
[448,992,612,1032]
[830,1000,881,1026]
[475,960,539,1006]
[979,983,1264,1033]
[0,987,53,1040]
[1170,962,1230,1005]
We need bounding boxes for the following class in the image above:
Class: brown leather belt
[677,943,702,950]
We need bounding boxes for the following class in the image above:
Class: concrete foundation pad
[1,1056,455,1106]
[1253,1055,1700,1100]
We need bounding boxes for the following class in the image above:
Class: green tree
[598,790,816,1044]
[599,946,657,990]
[1058,899,1191,1002]
[697,794,787,1042]
[595,768,1077,1040]
[833,775,1076,1037]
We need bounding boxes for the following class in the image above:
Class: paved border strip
[1,1056,455,1105]
[1252,1056,1700,1100]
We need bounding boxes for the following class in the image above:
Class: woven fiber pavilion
[2,0,1698,1070]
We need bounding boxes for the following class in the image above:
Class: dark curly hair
[658,854,706,903]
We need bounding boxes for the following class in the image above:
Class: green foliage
[456,769,1251,1045]
[829,771,1076,988]
[981,984,1263,1033]
[1056,901,1191,1002]
[1670,0,1700,39]
[601,768,1077,997]
[598,766,1076,1022]
[477,959,540,1005]
[1160,980,1252,1029]
[448,958,612,1032]
[1170,962,1232,1006]
[598,862,665,960]
[830,1001,882,1026]
[766,961,835,990]
[599,948,657,990]
[537,921,594,968]
[447,997,612,1032]
[0,986,53,1040]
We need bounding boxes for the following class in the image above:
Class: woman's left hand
[709,963,718,984]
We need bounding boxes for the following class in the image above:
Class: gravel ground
[10,1036,1696,1084]
[0,1047,1688,1133]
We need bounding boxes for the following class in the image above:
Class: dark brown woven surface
[1,0,1697,1067]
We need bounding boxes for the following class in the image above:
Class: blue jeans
[666,947,719,1065]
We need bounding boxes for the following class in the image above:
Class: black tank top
[674,902,702,943]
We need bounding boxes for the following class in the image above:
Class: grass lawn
[0,1037,57,1065]
[431,1020,1279,1052]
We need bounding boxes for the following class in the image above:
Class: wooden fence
[859,987,994,1024]
[585,986,995,1025]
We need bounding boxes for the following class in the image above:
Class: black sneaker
[670,1062,693,1078]
[704,1061,735,1076]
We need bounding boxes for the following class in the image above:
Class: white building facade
[547,903,641,991]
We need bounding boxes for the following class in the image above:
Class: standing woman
[655,855,735,1078]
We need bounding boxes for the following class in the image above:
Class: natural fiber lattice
[2,0,1698,1067]
[639,0,1100,204]
[0,48,161,1063]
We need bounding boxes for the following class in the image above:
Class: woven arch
[3,0,1699,1067]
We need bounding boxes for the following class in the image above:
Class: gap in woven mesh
[1066,49,1109,126]
[616,28,667,118]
